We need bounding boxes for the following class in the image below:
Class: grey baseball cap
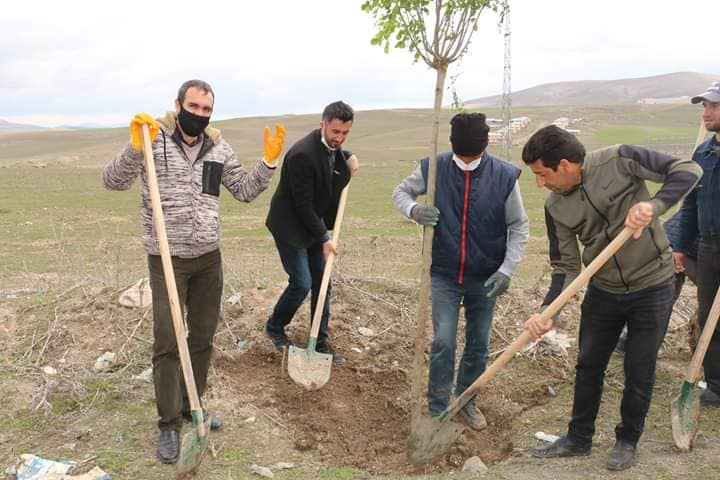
[691,81,720,104]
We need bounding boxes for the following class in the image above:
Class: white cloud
[0,0,714,127]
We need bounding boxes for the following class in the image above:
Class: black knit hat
[450,113,490,156]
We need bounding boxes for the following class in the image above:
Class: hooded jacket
[102,112,274,258]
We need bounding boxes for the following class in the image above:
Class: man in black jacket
[265,101,354,364]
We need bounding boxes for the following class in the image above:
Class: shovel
[288,184,350,390]
[671,118,715,452]
[407,226,634,464]
[671,284,720,451]
[140,125,210,478]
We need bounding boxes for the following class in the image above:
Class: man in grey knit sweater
[102,79,285,464]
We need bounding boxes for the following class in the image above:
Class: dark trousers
[148,249,222,431]
[266,238,330,343]
[568,279,674,446]
[697,235,720,394]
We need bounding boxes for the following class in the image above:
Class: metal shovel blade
[288,343,332,391]
[671,380,702,452]
[406,414,465,465]
[176,415,211,479]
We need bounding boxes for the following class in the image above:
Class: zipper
[581,185,630,292]
[458,171,471,285]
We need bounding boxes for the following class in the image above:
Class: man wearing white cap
[675,80,720,406]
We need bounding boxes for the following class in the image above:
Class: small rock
[235,339,249,353]
[249,463,274,478]
[294,435,317,451]
[534,431,560,443]
[227,292,242,305]
[351,347,363,354]
[244,416,256,423]
[462,456,488,475]
[93,351,116,372]
[42,365,57,375]
[546,385,556,397]
[358,327,374,337]
[274,462,294,470]
[134,367,153,383]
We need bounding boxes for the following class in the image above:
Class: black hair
[521,125,585,169]
[322,101,354,123]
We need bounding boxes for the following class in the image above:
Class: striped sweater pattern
[102,112,274,258]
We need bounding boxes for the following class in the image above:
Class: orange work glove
[263,124,286,165]
[129,113,160,151]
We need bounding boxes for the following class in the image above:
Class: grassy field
[0,102,717,479]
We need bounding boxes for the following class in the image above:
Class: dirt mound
[212,278,551,474]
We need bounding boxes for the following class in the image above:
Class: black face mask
[177,105,210,137]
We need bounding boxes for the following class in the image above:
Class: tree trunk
[410,65,448,424]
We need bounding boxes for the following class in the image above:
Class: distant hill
[466,72,719,107]
[0,119,47,133]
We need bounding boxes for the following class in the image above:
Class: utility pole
[502,1,512,161]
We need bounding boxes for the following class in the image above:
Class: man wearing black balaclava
[102,79,285,464]
[393,112,529,431]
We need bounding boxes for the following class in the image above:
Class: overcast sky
[0,0,714,127]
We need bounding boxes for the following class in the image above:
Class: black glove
[410,204,440,226]
[484,271,510,297]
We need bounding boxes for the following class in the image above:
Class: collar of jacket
[696,135,720,157]
[311,129,347,163]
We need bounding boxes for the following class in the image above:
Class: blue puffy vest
[421,152,520,284]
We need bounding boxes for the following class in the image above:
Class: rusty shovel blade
[288,342,332,391]
[406,414,465,465]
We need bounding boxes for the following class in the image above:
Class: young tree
[362,0,505,423]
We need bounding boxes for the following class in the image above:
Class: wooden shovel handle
[141,125,205,437]
[445,226,634,418]
[685,119,713,383]
[687,287,720,383]
[308,184,350,340]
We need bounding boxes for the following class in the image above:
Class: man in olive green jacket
[521,125,701,471]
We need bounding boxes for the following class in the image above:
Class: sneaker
[459,402,487,431]
[157,430,179,464]
[316,340,346,366]
[265,326,294,351]
[182,409,224,431]
[531,435,591,458]
[700,388,720,406]
[606,439,637,471]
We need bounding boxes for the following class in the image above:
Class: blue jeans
[266,238,330,342]
[427,274,496,414]
[568,279,674,446]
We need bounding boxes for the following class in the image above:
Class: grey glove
[410,204,440,226]
[484,271,510,297]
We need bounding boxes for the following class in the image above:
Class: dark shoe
[607,439,637,471]
[182,409,224,431]
[459,402,487,431]
[316,340,346,366]
[265,326,294,351]
[531,435,591,458]
[700,388,720,406]
[157,430,179,464]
